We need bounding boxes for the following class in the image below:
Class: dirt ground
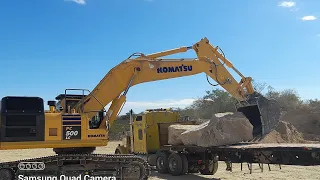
[1,141,319,180]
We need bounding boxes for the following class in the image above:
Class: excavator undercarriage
[0,96,151,180]
[0,154,151,180]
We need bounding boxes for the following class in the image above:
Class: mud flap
[237,93,281,138]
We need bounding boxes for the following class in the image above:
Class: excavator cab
[55,94,86,113]
[55,93,105,129]
[237,92,281,138]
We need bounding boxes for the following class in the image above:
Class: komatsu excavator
[0,37,280,180]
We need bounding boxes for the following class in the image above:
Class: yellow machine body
[131,109,179,154]
[0,96,109,150]
[116,108,197,155]
[0,114,108,150]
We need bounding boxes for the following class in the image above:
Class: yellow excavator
[0,37,280,180]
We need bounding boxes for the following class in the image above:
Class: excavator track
[0,154,151,180]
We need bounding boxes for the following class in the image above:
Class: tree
[171,107,199,119]
[117,110,136,121]
[278,89,303,111]
[184,88,237,119]
[202,89,237,113]
[264,86,303,112]
[265,85,280,100]
[306,99,320,111]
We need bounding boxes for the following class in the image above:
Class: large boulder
[181,112,254,147]
[167,124,198,145]
[180,121,209,146]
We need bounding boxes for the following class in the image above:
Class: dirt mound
[280,110,320,141]
[259,121,306,143]
[212,111,320,144]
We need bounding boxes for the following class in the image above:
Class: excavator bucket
[237,93,281,138]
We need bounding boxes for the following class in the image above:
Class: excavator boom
[73,37,280,138]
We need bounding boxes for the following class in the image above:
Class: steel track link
[0,154,151,180]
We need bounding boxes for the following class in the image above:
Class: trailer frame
[154,143,320,176]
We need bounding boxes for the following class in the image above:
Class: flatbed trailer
[155,143,320,176]
[153,122,320,176]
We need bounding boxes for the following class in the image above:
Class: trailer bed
[218,143,320,149]
[161,143,320,166]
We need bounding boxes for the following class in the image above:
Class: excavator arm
[74,37,280,138]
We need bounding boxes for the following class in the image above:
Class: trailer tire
[155,150,169,174]
[179,154,188,175]
[115,149,121,154]
[115,145,129,154]
[200,160,218,175]
[168,153,183,176]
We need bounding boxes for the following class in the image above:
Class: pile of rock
[259,121,307,143]
[280,110,320,141]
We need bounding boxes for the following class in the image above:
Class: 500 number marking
[65,130,79,139]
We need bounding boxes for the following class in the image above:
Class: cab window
[56,101,62,112]
[89,111,105,129]
[135,115,142,121]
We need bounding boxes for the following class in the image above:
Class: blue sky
[0,0,319,114]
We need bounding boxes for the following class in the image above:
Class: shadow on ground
[150,171,220,180]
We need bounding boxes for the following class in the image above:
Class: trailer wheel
[168,153,183,176]
[179,154,188,175]
[155,150,169,174]
[115,145,129,154]
[200,160,218,175]
[115,149,121,154]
